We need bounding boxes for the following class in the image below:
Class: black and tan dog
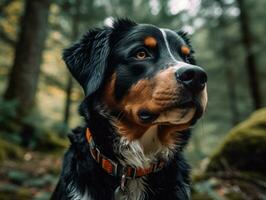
[51,19,207,200]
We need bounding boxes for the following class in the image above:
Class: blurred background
[0,0,266,199]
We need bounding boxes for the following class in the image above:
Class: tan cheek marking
[121,79,156,124]
[121,79,155,109]
[181,45,190,55]
[102,78,154,140]
[144,36,157,48]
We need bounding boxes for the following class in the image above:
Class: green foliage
[33,192,52,200]
[0,171,57,200]
[0,98,18,128]
[0,98,69,150]
[35,130,69,151]
[8,170,29,185]
[0,138,23,162]
[25,174,57,188]
[193,180,225,200]
[0,187,32,200]
[191,191,214,200]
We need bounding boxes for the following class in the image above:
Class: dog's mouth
[137,99,203,130]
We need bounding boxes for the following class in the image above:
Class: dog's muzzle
[138,64,207,125]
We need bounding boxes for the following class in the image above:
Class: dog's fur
[51,19,207,200]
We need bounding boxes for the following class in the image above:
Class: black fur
[63,28,111,96]
[51,19,202,200]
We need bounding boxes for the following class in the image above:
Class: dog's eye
[135,51,148,60]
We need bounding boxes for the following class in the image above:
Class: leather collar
[86,128,166,179]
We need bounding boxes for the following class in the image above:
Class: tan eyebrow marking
[144,36,157,48]
[181,45,190,55]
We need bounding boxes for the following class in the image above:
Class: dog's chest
[114,178,146,200]
[67,179,146,200]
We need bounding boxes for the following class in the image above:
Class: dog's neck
[85,110,173,169]
[80,99,189,170]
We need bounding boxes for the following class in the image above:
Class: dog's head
[64,19,207,149]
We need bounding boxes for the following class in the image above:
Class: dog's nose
[175,65,207,93]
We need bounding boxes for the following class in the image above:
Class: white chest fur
[116,125,175,169]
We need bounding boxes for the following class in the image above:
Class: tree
[3,0,51,145]
[216,0,239,125]
[236,0,262,109]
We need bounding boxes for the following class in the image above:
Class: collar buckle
[120,173,127,192]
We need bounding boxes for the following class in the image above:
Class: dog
[51,19,207,200]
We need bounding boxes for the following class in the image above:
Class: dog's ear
[63,28,111,96]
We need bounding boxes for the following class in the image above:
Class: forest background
[0,0,266,199]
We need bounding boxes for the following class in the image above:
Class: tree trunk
[4,0,50,115]
[215,0,240,125]
[225,67,239,125]
[63,0,81,129]
[3,0,51,145]
[236,0,262,110]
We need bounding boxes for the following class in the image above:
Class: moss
[207,108,266,176]
[0,138,23,162]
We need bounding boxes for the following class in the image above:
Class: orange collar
[86,128,165,179]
